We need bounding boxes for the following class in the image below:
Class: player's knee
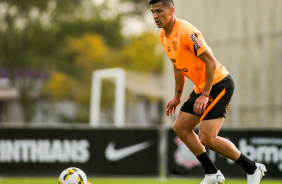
[200,136,214,148]
[174,123,191,137]
[173,125,183,137]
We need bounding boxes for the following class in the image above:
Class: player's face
[151,2,174,29]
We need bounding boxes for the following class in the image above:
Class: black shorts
[180,75,234,120]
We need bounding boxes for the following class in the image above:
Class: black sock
[197,152,218,174]
[235,153,257,174]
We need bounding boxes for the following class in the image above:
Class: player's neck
[164,16,176,37]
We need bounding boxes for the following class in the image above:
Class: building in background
[0,76,18,122]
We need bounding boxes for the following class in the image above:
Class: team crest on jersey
[173,32,178,37]
[190,33,202,50]
[172,41,177,51]
[167,47,172,52]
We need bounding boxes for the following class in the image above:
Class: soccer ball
[59,167,87,184]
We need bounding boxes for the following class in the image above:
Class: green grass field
[0,177,281,184]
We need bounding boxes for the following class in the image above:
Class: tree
[0,0,163,123]
[44,31,163,123]
[44,33,116,122]
[121,32,163,73]
[0,0,95,122]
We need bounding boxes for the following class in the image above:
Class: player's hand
[165,97,181,116]
[194,94,209,115]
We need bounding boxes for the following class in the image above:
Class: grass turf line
[0,177,281,184]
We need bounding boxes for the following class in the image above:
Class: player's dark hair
[148,0,174,8]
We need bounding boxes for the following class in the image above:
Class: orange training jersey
[159,18,229,94]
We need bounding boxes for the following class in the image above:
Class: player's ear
[169,7,175,15]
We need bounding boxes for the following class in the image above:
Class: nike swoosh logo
[105,141,151,161]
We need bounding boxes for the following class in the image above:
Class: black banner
[167,129,282,178]
[0,128,159,176]
[2,127,282,178]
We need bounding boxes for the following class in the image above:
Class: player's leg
[198,117,241,161]
[199,118,267,184]
[174,111,204,156]
[199,74,266,183]
[176,89,226,183]
[174,109,221,179]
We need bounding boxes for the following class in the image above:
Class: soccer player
[149,0,267,183]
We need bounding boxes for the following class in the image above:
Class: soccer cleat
[247,162,267,184]
[200,170,225,184]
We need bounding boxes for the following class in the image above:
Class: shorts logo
[206,97,213,107]
[190,33,202,51]
[172,41,177,51]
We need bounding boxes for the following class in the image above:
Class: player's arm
[199,47,217,96]
[165,65,186,116]
[173,64,186,102]
[193,48,217,115]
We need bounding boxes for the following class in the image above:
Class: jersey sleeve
[181,26,209,56]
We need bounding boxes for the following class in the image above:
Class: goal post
[90,68,126,127]
[90,67,167,179]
